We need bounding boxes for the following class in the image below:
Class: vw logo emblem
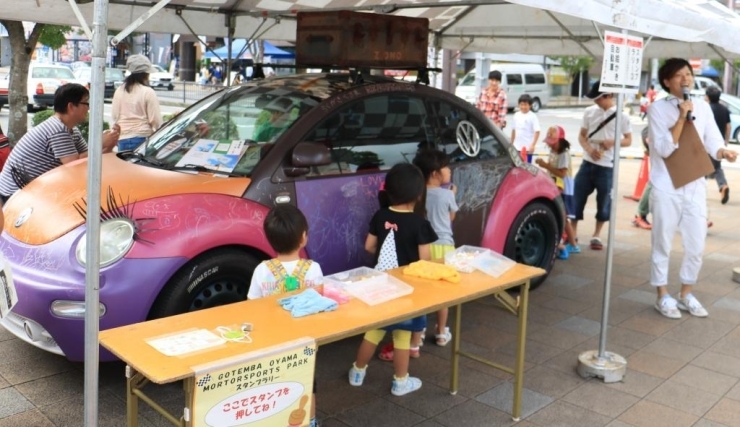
[456,120,481,157]
[15,207,33,228]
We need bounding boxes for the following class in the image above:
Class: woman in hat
[112,54,163,151]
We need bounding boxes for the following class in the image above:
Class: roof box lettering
[296,11,429,69]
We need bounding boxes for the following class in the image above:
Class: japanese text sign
[191,337,317,427]
[600,31,643,94]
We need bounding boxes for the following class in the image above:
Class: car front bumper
[0,230,186,361]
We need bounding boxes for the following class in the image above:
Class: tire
[503,202,559,290]
[148,248,260,319]
[167,84,174,91]
[531,98,542,112]
[733,127,740,143]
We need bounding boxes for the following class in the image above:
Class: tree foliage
[38,25,72,50]
[551,56,594,78]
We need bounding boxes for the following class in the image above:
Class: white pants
[650,183,707,286]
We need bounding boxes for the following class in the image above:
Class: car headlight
[76,219,135,267]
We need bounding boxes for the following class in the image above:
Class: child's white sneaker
[348,363,366,386]
[391,375,422,396]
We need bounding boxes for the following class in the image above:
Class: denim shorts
[118,136,147,152]
[573,160,613,222]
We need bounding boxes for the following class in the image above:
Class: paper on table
[175,139,248,173]
[664,121,714,189]
[146,329,226,357]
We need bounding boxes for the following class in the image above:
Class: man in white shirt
[510,94,541,156]
[573,80,633,250]
[648,58,738,319]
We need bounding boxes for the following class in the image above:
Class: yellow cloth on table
[403,260,461,283]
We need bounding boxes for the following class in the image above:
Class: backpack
[264,259,313,295]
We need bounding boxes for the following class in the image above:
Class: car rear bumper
[33,94,55,107]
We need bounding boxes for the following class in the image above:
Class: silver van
[455,63,551,112]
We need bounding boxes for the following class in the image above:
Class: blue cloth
[278,288,338,318]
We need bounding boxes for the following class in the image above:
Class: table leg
[126,365,141,427]
[512,279,530,421]
[183,377,194,426]
[449,303,462,395]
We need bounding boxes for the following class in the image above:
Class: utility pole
[724,0,734,93]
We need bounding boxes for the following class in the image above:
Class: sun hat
[544,125,566,146]
[126,54,155,74]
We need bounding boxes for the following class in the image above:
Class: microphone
[682,86,693,121]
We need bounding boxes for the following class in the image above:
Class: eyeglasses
[78,101,90,106]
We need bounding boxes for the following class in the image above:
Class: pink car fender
[481,168,563,253]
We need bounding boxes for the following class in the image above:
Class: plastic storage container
[323,267,414,306]
[445,245,516,277]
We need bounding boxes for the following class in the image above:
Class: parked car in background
[455,63,550,112]
[150,65,175,90]
[0,63,86,111]
[718,93,740,142]
[126,64,175,90]
[74,67,125,98]
[0,73,563,361]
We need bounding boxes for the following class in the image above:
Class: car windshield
[33,67,75,80]
[137,85,320,176]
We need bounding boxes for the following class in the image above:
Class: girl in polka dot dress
[348,163,437,396]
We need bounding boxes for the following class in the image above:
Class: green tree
[0,21,70,145]
[551,56,594,102]
[39,25,72,50]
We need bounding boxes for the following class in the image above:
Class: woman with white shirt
[112,54,162,151]
[648,58,738,319]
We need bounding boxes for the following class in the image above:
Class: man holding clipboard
[648,58,738,320]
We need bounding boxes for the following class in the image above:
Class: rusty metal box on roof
[295,11,429,69]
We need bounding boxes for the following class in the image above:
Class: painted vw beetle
[0,74,563,361]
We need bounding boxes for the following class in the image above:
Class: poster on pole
[191,337,317,427]
[599,31,643,94]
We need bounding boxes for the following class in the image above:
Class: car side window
[426,99,508,163]
[525,73,546,84]
[303,94,433,175]
[506,73,523,85]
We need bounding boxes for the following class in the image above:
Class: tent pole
[576,28,629,384]
[545,11,595,56]
[84,0,110,425]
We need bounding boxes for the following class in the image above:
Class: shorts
[573,161,613,222]
[363,329,412,350]
[430,244,455,261]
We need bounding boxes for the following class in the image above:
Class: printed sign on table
[0,254,18,319]
[191,337,316,427]
[599,30,644,94]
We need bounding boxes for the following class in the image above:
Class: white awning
[3,0,740,58]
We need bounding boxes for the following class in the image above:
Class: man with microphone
[648,58,738,319]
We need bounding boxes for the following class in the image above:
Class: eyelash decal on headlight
[72,186,158,244]
[10,164,33,190]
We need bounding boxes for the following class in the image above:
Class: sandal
[589,238,603,250]
[435,327,452,346]
[378,343,420,360]
[379,343,394,361]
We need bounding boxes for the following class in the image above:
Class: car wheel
[531,98,542,112]
[503,202,559,290]
[734,127,740,143]
[148,248,260,319]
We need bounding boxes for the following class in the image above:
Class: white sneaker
[348,364,366,386]
[677,293,709,317]
[655,295,682,319]
[391,375,422,396]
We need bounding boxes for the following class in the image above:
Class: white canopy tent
[5,1,740,425]
[4,1,740,59]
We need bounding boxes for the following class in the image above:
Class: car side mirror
[284,142,332,178]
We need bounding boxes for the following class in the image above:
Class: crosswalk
[534,108,647,127]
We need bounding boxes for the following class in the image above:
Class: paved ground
[2,159,740,426]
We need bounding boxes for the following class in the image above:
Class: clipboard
[664,121,715,189]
